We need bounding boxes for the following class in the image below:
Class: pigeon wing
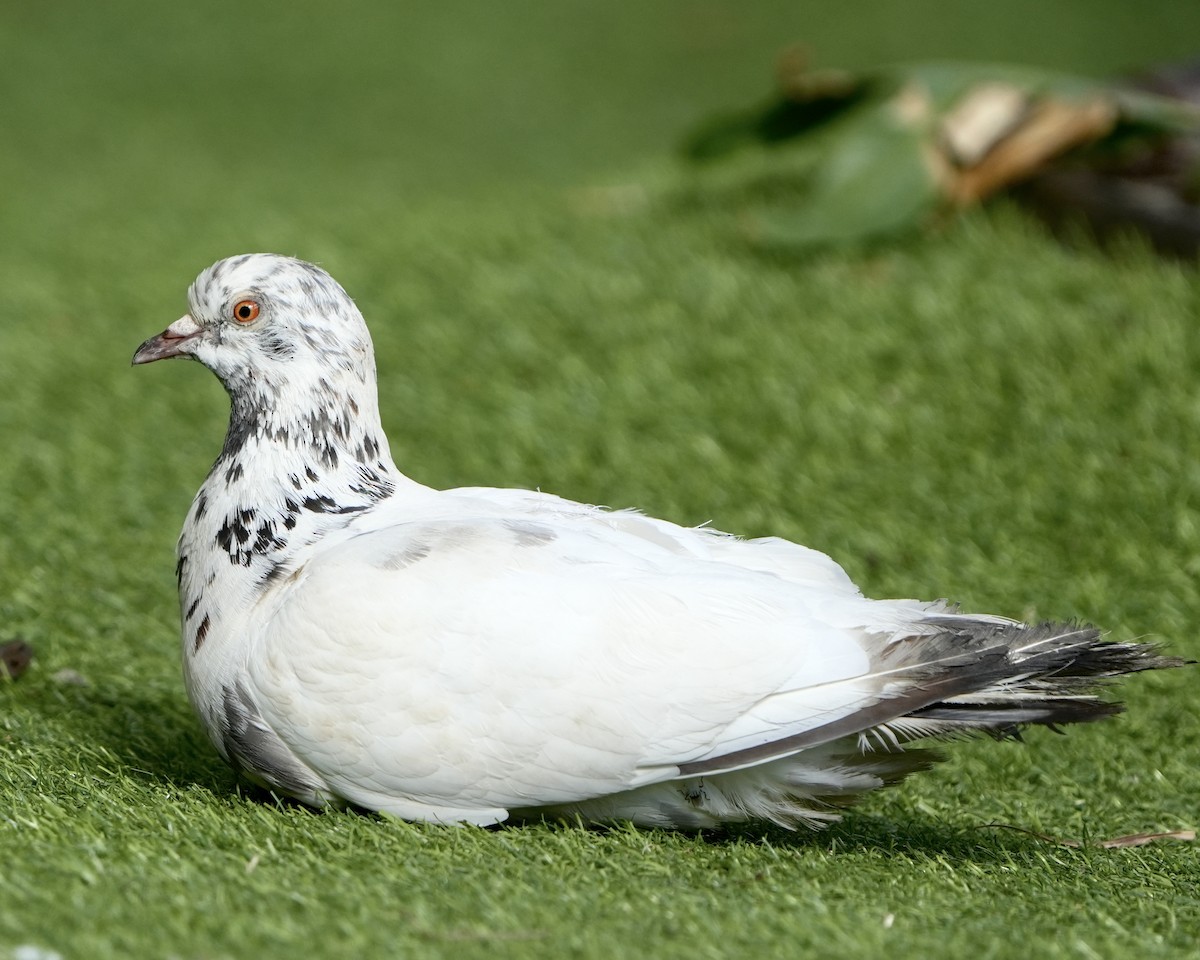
[245,511,891,822]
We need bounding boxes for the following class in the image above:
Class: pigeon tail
[676,619,1183,777]
[868,620,1187,747]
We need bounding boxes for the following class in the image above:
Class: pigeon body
[134,253,1178,828]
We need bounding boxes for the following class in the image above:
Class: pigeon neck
[210,375,407,532]
[176,376,415,662]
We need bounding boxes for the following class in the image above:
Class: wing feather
[247,509,884,811]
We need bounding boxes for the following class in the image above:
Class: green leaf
[749,98,943,247]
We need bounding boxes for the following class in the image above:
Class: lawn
[2,1,1199,958]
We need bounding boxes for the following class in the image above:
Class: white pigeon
[133,253,1179,828]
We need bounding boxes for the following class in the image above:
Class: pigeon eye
[232,300,261,324]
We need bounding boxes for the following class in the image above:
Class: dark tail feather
[868,622,1188,746]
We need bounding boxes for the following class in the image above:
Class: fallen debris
[982,822,1196,849]
[683,50,1200,252]
[1,640,33,680]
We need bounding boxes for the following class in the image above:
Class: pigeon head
[133,253,376,397]
[135,254,394,474]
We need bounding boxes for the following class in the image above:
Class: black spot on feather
[349,465,395,503]
[301,494,365,515]
[257,561,289,590]
[317,443,339,469]
[251,520,286,554]
[194,614,211,652]
[216,518,242,553]
[217,507,286,565]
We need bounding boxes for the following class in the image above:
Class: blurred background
[4,0,1200,267]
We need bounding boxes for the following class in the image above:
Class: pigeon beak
[132,314,204,365]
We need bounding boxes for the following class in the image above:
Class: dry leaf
[947,96,1118,204]
[982,822,1196,849]
[1096,830,1196,849]
[941,84,1030,165]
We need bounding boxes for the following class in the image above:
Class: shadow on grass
[17,678,1094,860]
[496,809,1061,863]
[741,815,1054,861]
[43,678,234,796]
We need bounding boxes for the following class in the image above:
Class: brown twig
[981,822,1196,849]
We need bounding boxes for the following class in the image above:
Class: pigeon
[133,253,1181,828]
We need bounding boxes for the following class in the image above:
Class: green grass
[2,1,1200,958]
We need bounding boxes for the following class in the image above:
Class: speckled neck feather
[172,255,405,663]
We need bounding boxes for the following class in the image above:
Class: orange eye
[233,299,260,324]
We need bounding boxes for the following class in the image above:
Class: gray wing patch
[221,681,328,800]
[501,519,557,546]
[675,648,1013,776]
